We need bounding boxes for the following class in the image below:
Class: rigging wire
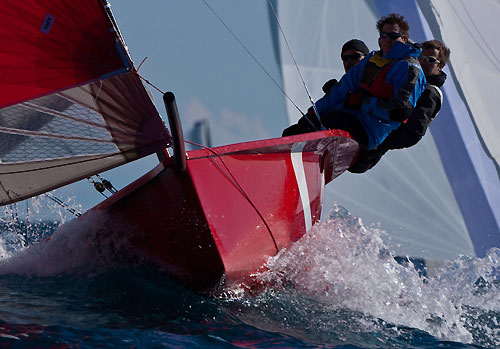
[450,1,500,71]
[137,57,148,72]
[184,139,279,253]
[200,0,305,117]
[44,193,82,218]
[267,0,324,130]
[458,0,500,68]
[136,72,165,95]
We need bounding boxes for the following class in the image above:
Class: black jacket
[381,71,446,149]
[348,71,447,173]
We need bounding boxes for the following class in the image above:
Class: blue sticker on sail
[41,14,55,34]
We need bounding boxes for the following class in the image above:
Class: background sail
[419,0,500,169]
[186,120,212,151]
[271,0,500,259]
[0,0,171,205]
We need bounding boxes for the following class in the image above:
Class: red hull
[92,130,358,289]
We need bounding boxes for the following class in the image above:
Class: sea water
[0,202,499,348]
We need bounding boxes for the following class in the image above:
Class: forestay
[0,0,171,204]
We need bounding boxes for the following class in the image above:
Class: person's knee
[348,148,386,173]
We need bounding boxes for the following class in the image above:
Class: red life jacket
[345,52,396,109]
[360,62,395,98]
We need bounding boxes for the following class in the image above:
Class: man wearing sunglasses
[283,13,426,153]
[321,39,370,95]
[349,39,450,173]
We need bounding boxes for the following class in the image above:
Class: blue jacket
[315,41,426,149]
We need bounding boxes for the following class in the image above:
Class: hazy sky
[113,0,288,143]
[55,0,290,212]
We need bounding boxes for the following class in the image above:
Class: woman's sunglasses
[379,31,403,40]
[419,55,440,65]
[341,52,365,62]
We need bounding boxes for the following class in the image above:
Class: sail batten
[0,126,114,143]
[0,153,132,204]
[21,101,113,131]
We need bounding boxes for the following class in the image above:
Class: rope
[184,139,279,253]
[200,0,304,116]
[137,57,148,72]
[267,0,324,130]
[44,193,82,217]
[135,72,165,95]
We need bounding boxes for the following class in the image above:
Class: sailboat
[0,0,358,289]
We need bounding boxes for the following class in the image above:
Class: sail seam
[21,101,111,131]
[0,126,114,144]
[0,137,170,175]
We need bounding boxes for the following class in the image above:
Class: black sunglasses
[379,31,403,40]
[419,55,440,64]
[341,52,364,62]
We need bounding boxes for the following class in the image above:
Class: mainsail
[0,0,171,204]
[271,0,500,259]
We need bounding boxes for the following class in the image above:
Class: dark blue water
[0,203,499,348]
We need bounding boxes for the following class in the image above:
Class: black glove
[348,147,388,173]
[389,105,413,122]
[282,108,321,137]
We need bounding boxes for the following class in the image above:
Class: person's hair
[422,39,451,68]
[376,13,410,38]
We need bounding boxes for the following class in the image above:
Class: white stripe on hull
[291,143,312,232]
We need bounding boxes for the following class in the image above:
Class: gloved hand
[348,146,388,173]
[282,108,322,137]
[303,107,323,130]
[389,105,413,122]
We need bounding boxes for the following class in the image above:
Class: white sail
[420,0,500,168]
[271,0,500,259]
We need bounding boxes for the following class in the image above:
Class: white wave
[0,211,139,277]
[230,204,500,346]
[0,238,9,260]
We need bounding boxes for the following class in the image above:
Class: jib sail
[0,0,171,204]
